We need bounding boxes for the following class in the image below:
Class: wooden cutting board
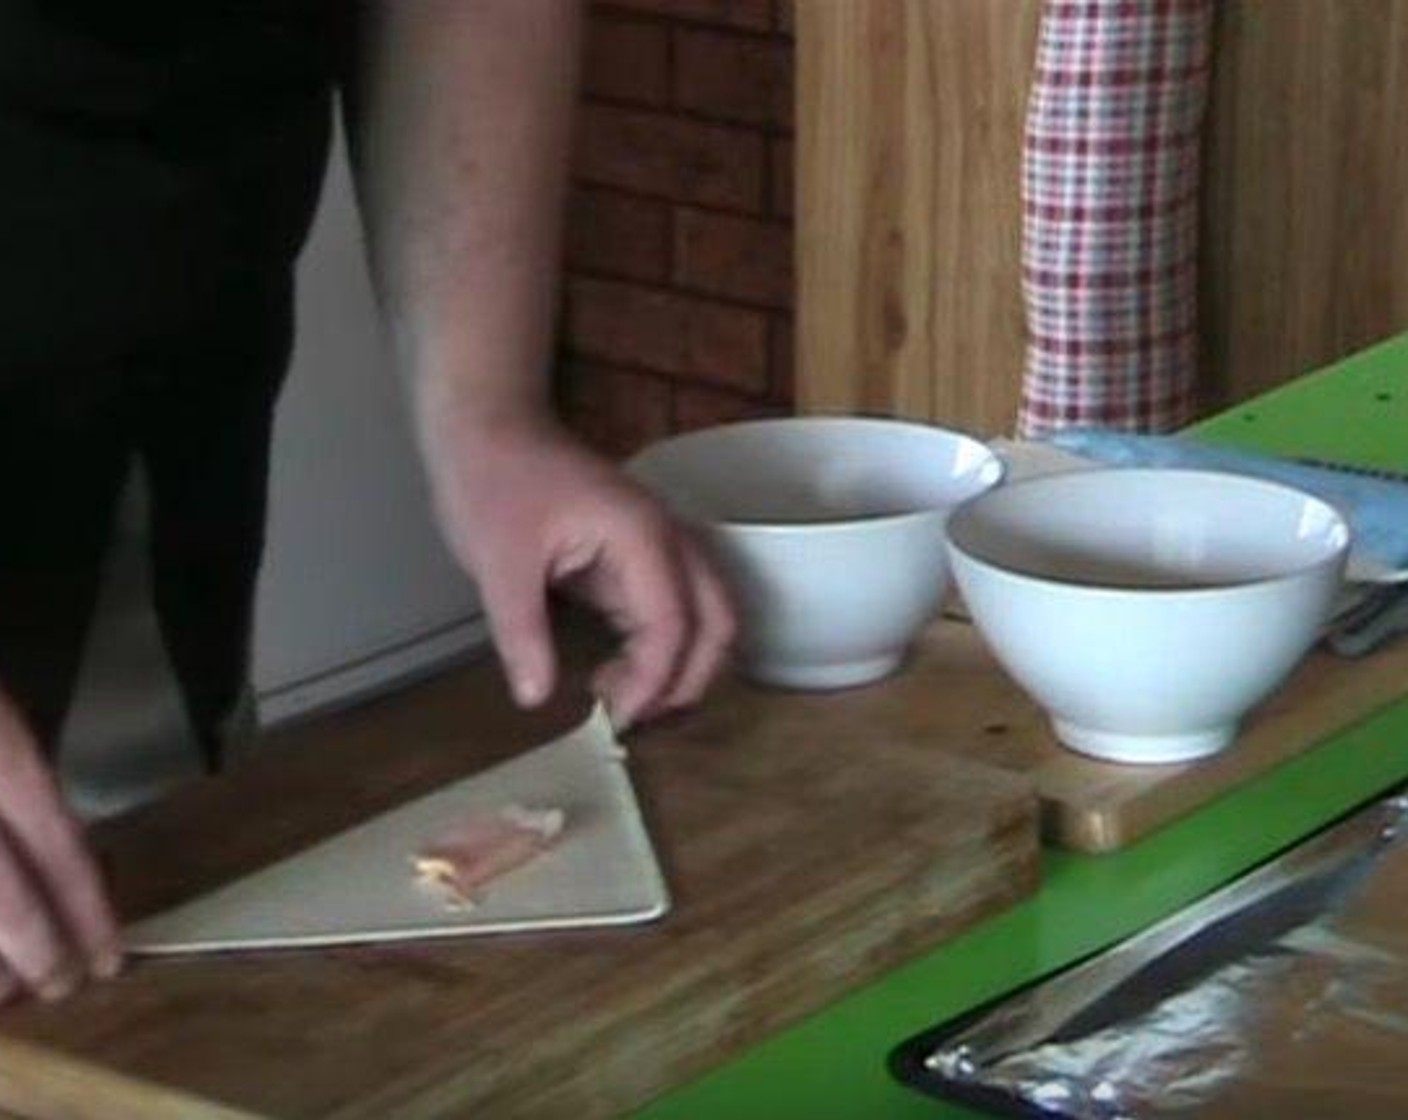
[0,639,1038,1120]
[730,616,1408,853]
[1032,635,1408,851]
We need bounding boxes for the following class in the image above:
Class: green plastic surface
[633,336,1408,1120]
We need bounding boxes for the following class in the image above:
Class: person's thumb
[478,559,557,709]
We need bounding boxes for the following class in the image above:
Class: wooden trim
[0,1038,264,1120]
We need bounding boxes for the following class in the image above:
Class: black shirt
[0,2,347,371]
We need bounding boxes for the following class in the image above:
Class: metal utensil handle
[1328,582,1408,657]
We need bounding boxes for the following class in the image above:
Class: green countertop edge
[632,335,1408,1120]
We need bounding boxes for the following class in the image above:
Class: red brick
[674,208,792,309]
[596,0,772,32]
[567,278,769,392]
[769,136,793,217]
[583,14,669,105]
[566,188,671,281]
[673,28,793,129]
[776,0,794,35]
[575,104,765,211]
[769,315,794,404]
[560,362,673,458]
[672,385,783,432]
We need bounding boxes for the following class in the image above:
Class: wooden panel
[797,0,1038,435]
[0,639,1037,1120]
[799,1,1408,431]
[1202,1,1408,407]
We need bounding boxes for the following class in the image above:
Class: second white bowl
[946,469,1350,764]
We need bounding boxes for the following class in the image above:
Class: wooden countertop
[0,632,1039,1119]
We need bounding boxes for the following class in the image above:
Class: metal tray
[892,791,1408,1118]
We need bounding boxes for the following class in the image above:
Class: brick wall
[559,0,796,457]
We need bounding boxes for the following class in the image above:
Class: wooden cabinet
[1203,1,1408,407]
[798,1,1408,436]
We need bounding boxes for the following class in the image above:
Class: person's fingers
[476,553,557,709]
[661,535,737,711]
[0,835,80,1001]
[0,698,121,982]
[591,528,691,730]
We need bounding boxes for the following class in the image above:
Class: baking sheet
[125,704,670,954]
[893,790,1408,1117]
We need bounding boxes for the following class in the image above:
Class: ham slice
[411,805,565,910]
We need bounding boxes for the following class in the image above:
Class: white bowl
[628,417,1003,689]
[947,469,1351,764]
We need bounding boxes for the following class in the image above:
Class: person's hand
[0,690,123,1003]
[421,414,737,729]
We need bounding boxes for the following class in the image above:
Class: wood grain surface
[1037,633,1408,851]
[0,607,1398,1117]
[0,639,1038,1120]
[798,1,1408,433]
[796,0,1038,433]
[656,617,1408,854]
[1201,0,1408,409]
[838,620,1408,853]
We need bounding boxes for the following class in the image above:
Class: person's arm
[346,1,734,728]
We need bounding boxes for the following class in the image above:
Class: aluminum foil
[923,794,1408,1118]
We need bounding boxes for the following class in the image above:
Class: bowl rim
[625,416,1006,535]
[946,467,1352,597]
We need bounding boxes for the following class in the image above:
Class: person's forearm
[348,0,582,438]
[343,3,733,724]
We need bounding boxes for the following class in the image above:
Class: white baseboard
[257,616,492,729]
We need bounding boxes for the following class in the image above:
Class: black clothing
[0,2,349,759]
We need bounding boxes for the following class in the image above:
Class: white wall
[253,134,486,724]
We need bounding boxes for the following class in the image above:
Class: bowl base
[746,652,904,692]
[1052,719,1235,765]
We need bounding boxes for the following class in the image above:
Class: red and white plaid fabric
[1018,0,1213,437]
